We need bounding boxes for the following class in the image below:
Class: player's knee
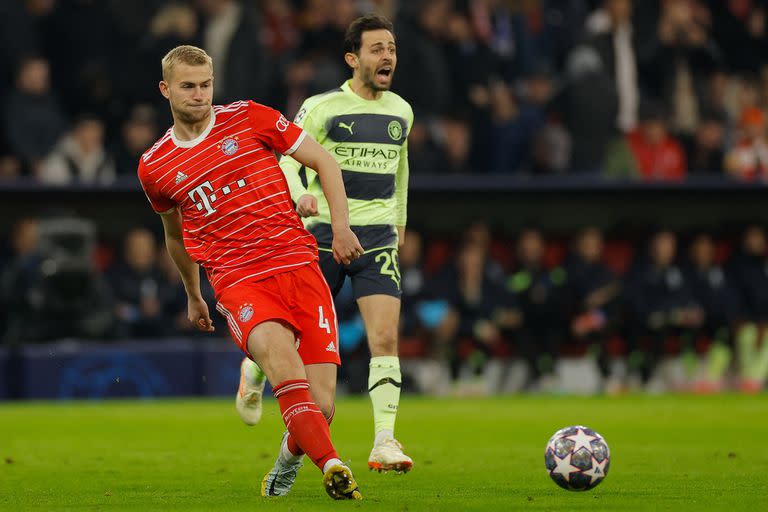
[368,328,398,356]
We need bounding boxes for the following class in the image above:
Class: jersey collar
[342,79,383,102]
[171,108,216,148]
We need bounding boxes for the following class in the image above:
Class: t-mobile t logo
[188,181,217,216]
[187,178,249,216]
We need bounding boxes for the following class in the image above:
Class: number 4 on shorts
[318,306,331,334]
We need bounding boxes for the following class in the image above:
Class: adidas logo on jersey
[325,341,337,353]
[175,171,188,184]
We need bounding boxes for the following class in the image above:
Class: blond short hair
[161,45,213,81]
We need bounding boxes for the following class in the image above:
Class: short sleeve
[137,159,175,214]
[247,100,306,155]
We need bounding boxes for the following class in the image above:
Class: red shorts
[215,261,340,365]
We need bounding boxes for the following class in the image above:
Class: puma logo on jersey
[325,341,337,353]
[175,171,188,184]
[338,121,355,135]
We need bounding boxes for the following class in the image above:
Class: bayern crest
[220,136,239,156]
[238,304,254,323]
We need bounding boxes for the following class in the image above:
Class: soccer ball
[544,425,610,491]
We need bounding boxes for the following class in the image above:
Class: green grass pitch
[1,395,767,511]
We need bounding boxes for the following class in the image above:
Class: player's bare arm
[160,208,214,332]
[290,136,364,265]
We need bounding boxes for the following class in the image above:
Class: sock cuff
[370,356,400,369]
[273,379,310,398]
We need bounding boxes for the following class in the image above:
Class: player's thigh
[288,262,342,365]
[304,363,337,419]
[246,320,306,385]
[318,249,346,296]
[349,247,402,300]
[349,247,402,356]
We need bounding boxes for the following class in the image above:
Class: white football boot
[235,357,266,425]
[368,437,413,473]
[261,433,303,497]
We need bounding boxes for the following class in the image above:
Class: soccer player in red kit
[137,45,364,500]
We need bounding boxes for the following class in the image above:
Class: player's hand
[188,296,215,332]
[296,194,319,217]
[332,227,364,265]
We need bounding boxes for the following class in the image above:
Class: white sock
[278,435,303,465]
[322,457,344,474]
[374,429,394,446]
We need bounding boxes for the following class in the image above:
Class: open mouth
[376,67,392,79]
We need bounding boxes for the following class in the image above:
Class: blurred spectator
[681,108,727,174]
[434,116,473,173]
[0,155,22,181]
[710,0,768,73]
[132,2,199,119]
[197,0,274,104]
[0,218,41,342]
[563,227,621,381]
[604,101,687,180]
[3,217,113,341]
[556,0,636,171]
[480,76,547,174]
[399,229,429,337]
[509,0,590,77]
[465,0,515,77]
[725,106,768,181]
[393,0,454,117]
[3,56,67,173]
[638,0,721,136]
[279,0,358,114]
[0,0,56,94]
[108,228,168,338]
[726,225,768,392]
[504,228,566,389]
[587,0,640,132]
[444,10,496,114]
[114,104,158,175]
[38,114,115,185]
[43,0,119,118]
[260,0,301,58]
[430,241,519,382]
[367,0,399,20]
[623,229,704,386]
[684,232,739,391]
[406,120,443,173]
[728,225,768,321]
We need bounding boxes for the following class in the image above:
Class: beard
[362,66,392,92]
[171,102,210,124]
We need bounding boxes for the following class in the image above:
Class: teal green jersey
[280,79,413,250]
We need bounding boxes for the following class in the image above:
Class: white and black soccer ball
[544,425,610,491]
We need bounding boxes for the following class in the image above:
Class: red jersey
[138,100,318,295]
[626,130,687,181]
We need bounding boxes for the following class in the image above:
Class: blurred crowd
[3,216,768,395]
[2,0,768,181]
